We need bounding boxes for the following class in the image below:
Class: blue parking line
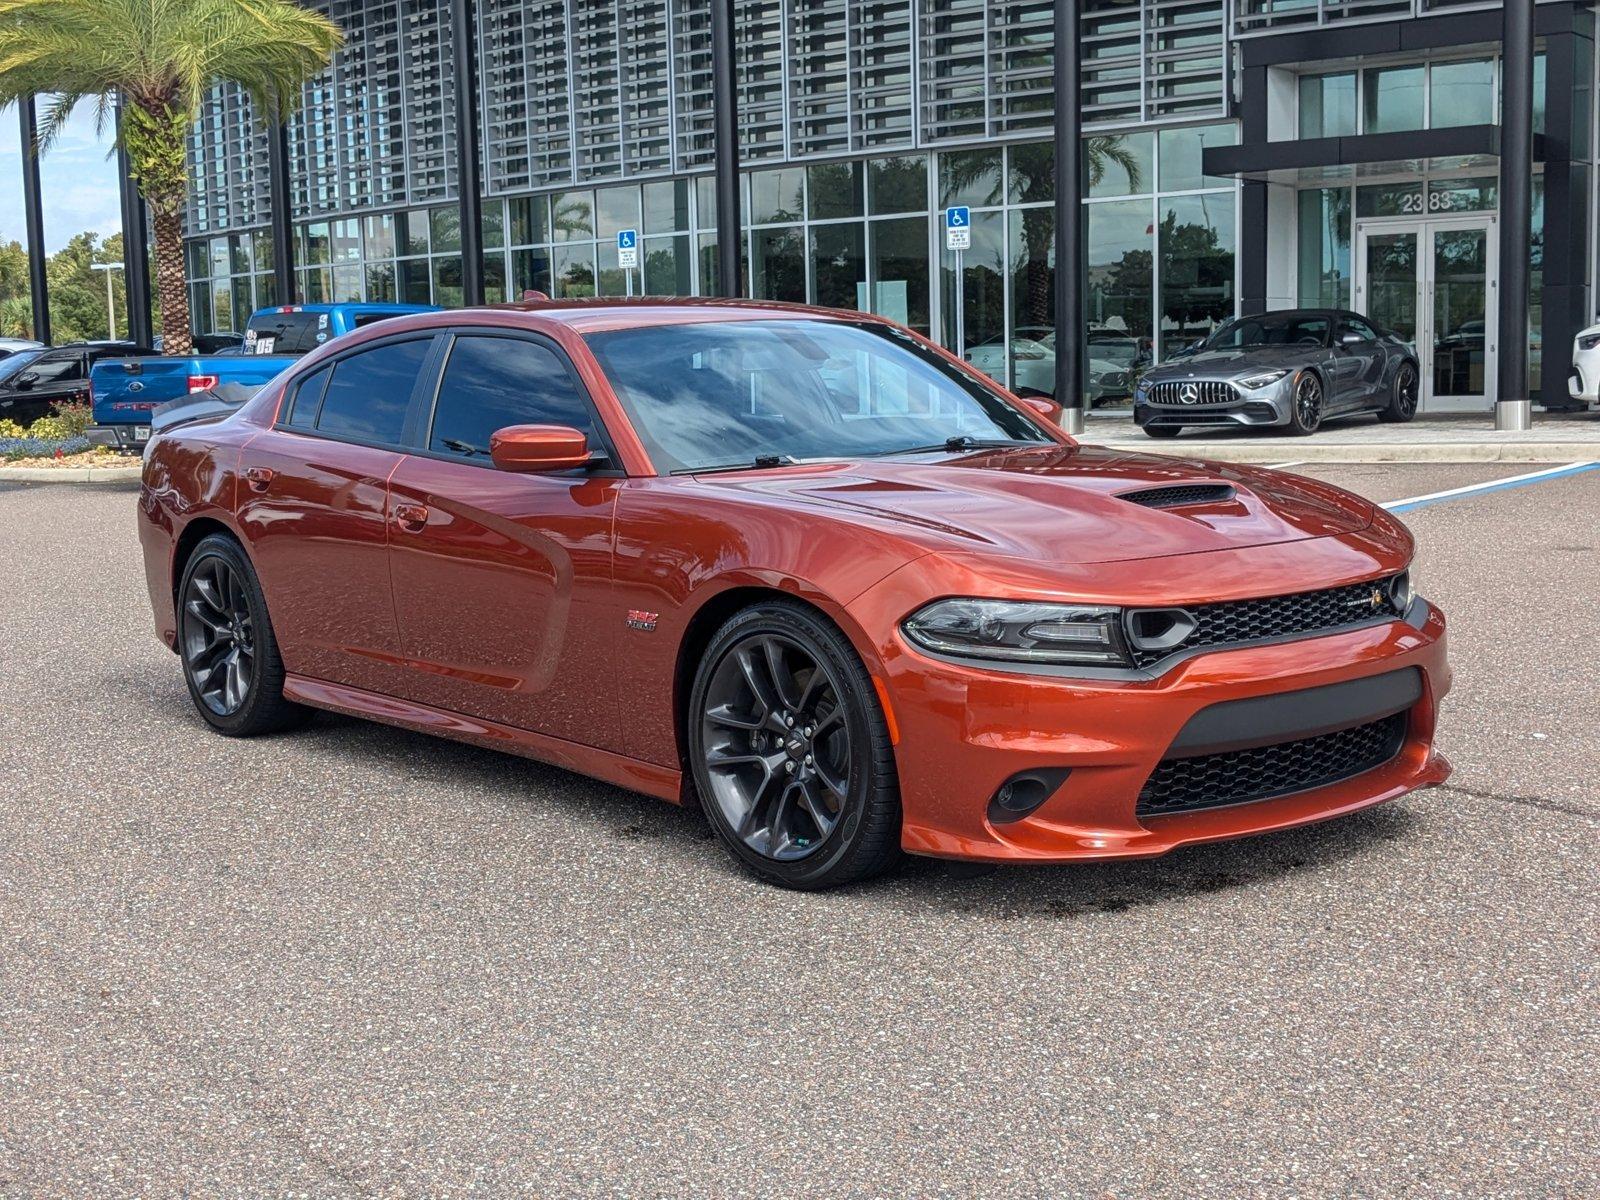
[1382,461,1600,514]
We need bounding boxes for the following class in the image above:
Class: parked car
[138,300,1448,890]
[1135,309,1420,438]
[0,341,157,428]
[1567,320,1600,406]
[0,337,45,360]
[966,326,1146,406]
[88,303,437,450]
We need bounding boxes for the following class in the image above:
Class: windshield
[585,319,1051,473]
[1204,313,1330,350]
[0,349,44,384]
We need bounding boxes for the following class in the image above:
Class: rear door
[385,329,625,749]
[236,332,442,695]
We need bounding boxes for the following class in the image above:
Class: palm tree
[0,0,342,354]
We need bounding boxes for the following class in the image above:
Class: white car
[965,328,1137,406]
[0,338,44,360]
[1570,322,1600,405]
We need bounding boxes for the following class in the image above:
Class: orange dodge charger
[138,300,1450,889]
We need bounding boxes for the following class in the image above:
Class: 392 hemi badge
[626,609,659,632]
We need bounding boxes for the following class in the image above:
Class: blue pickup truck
[88,302,436,450]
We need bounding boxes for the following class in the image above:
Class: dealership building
[166,0,1594,415]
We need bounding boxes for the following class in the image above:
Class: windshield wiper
[873,436,1038,457]
[440,437,490,457]
[675,453,801,476]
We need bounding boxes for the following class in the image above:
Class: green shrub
[0,419,24,438]
[52,401,94,437]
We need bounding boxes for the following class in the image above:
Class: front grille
[1118,484,1236,510]
[1127,575,1404,669]
[1137,712,1408,816]
[1147,379,1238,407]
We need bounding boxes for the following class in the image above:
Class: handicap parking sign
[945,206,971,251]
[617,228,639,268]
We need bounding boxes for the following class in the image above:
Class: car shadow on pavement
[890,802,1420,919]
[290,710,1420,912]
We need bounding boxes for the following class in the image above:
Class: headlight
[1237,368,1290,390]
[1391,557,1421,610]
[902,598,1132,667]
[1578,333,1600,351]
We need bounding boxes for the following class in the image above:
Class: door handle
[243,466,275,492]
[393,502,430,532]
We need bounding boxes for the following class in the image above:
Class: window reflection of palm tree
[944,138,1144,334]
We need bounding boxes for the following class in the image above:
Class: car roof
[473,296,886,335]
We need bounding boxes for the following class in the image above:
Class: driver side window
[1341,318,1377,343]
[428,334,602,460]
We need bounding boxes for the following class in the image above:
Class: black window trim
[270,330,447,455]
[407,325,624,476]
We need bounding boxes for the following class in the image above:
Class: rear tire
[178,534,309,737]
[1286,371,1324,436]
[1377,360,1419,423]
[688,601,901,890]
[1142,424,1181,439]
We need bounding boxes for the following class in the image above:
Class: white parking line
[1264,460,1303,470]
[1382,461,1600,514]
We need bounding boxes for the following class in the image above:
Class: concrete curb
[0,465,142,484]
[1088,440,1600,464]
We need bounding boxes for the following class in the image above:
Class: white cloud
[0,100,124,253]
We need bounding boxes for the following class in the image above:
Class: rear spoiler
[150,382,263,434]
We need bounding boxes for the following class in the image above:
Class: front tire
[1286,371,1324,436]
[1378,360,1419,423]
[688,601,901,890]
[178,534,308,737]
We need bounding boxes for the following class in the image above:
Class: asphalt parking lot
[1,462,1596,1198]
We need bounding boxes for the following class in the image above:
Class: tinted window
[1207,314,1329,349]
[286,365,331,428]
[429,336,599,458]
[315,338,431,443]
[1343,316,1379,341]
[25,352,85,384]
[247,312,323,354]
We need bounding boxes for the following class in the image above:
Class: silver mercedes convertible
[1134,309,1420,438]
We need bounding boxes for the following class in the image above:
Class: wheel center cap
[785,733,808,759]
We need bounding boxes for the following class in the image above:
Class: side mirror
[13,373,35,390]
[489,424,593,472]
[1019,395,1061,423]
[1340,331,1364,346]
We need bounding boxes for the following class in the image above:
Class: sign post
[945,206,971,360]
[617,229,639,297]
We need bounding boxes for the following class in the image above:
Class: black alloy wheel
[690,602,901,889]
[1287,371,1324,436]
[178,534,308,736]
[1379,361,1419,423]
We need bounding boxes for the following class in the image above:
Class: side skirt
[282,674,685,805]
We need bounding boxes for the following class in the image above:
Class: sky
[0,100,124,253]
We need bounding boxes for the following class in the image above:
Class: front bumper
[87,423,152,453]
[877,600,1450,863]
[1568,343,1600,404]
[1135,376,1292,429]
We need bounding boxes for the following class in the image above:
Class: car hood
[699,443,1373,565]
[1142,345,1316,382]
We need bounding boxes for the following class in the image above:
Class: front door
[1356,215,1497,411]
[384,330,625,751]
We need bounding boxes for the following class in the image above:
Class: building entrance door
[1356,215,1497,411]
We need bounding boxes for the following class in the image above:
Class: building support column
[450,0,485,306]
[267,117,296,306]
[1497,0,1535,430]
[711,0,742,298]
[115,100,154,346]
[18,97,50,345]
[1052,0,1084,435]
[1237,66,1269,317]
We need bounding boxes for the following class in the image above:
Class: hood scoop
[1117,483,1236,510]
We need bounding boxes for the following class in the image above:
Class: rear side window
[247,312,323,355]
[285,365,331,428]
[428,336,600,458]
[315,338,432,444]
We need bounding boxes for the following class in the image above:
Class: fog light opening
[987,768,1072,826]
